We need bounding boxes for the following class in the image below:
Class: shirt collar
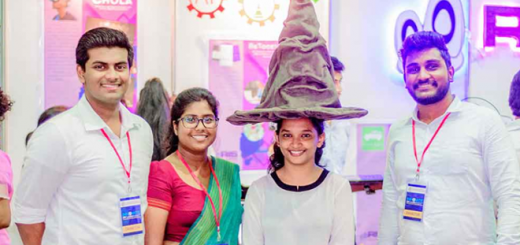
[78,96,139,135]
[410,95,462,123]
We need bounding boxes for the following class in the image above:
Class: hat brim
[226,107,368,125]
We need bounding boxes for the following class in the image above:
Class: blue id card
[403,183,427,222]
[120,196,143,237]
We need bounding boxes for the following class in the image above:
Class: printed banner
[44,0,137,110]
[356,123,391,245]
[209,40,278,170]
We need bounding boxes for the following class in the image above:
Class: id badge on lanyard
[405,113,450,222]
[120,196,144,236]
[403,183,427,222]
[101,129,143,237]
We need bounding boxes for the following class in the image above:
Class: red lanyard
[101,129,133,187]
[176,150,223,241]
[412,113,451,179]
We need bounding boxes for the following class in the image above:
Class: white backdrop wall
[173,0,330,93]
[5,1,44,243]
[136,0,174,95]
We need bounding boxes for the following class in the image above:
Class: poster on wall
[44,0,137,110]
[209,39,278,170]
[355,123,390,245]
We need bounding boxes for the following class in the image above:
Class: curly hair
[0,87,13,121]
[269,118,326,172]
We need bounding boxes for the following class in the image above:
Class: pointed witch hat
[226,0,368,125]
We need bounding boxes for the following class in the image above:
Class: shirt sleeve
[329,177,355,245]
[378,128,400,245]
[242,179,265,245]
[14,123,71,224]
[147,161,173,211]
[483,114,520,244]
[0,152,12,200]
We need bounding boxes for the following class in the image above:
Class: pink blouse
[0,150,12,245]
[147,160,206,242]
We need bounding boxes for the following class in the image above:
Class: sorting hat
[226,0,368,125]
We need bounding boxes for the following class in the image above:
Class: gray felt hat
[226,0,368,125]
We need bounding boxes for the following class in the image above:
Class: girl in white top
[242,117,355,245]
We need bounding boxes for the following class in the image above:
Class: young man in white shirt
[378,31,520,245]
[14,27,153,245]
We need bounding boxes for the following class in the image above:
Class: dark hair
[400,31,452,71]
[0,87,12,121]
[37,106,67,126]
[137,78,171,161]
[164,88,219,156]
[269,118,326,172]
[25,105,68,146]
[510,70,520,117]
[331,56,345,73]
[76,27,134,71]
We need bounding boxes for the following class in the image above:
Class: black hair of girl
[164,87,219,156]
[137,78,171,161]
[269,118,326,172]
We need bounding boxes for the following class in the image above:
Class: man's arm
[17,223,45,245]
[483,113,520,244]
[14,123,70,243]
[378,129,400,245]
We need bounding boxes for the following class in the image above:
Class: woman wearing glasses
[144,88,243,245]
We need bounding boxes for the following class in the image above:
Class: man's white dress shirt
[379,98,520,245]
[507,119,520,163]
[14,96,153,245]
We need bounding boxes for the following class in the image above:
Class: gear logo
[239,0,280,26]
[187,0,225,19]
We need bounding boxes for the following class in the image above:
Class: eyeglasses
[178,115,219,129]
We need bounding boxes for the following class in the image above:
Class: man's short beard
[408,81,450,105]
